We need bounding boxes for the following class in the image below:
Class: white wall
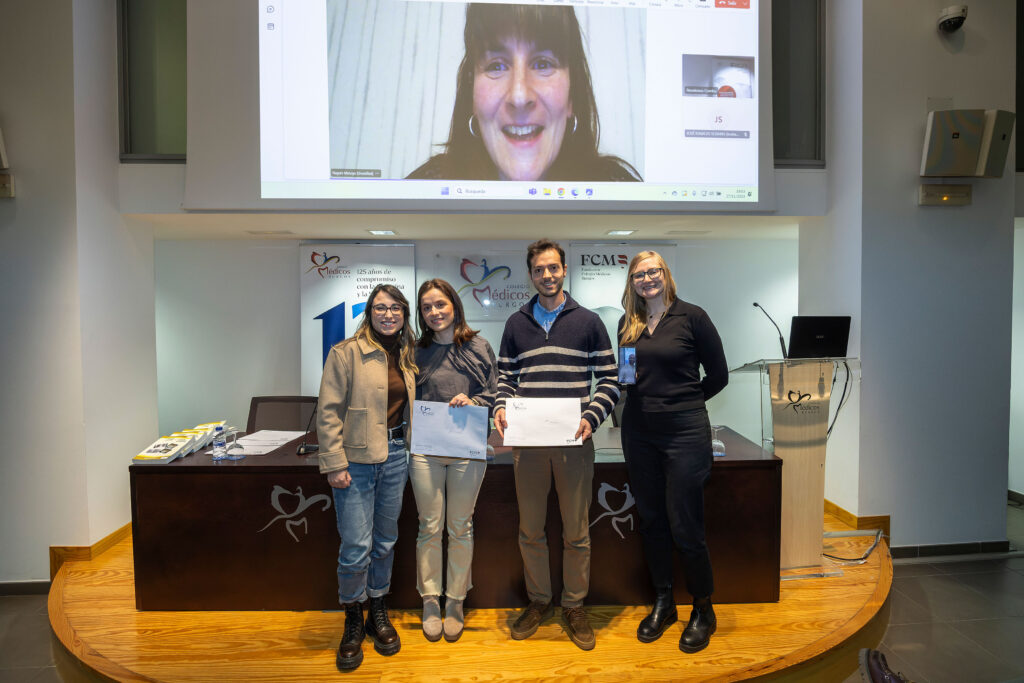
[155,237,797,446]
[73,0,159,545]
[156,240,301,434]
[0,2,90,581]
[0,1,160,582]
[800,0,864,514]
[856,0,1014,546]
[1011,224,1024,496]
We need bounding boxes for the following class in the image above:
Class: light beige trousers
[408,454,487,600]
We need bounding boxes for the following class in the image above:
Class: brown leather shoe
[562,606,596,651]
[336,602,365,671]
[510,600,553,640]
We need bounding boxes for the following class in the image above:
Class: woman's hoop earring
[468,115,479,137]
[569,114,578,135]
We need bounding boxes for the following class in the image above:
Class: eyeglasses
[372,304,404,314]
[630,267,663,282]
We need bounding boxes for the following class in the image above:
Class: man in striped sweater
[494,239,620,651]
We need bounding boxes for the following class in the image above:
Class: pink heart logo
[472,286,491,306]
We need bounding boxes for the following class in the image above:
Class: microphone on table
[753,302,788,359]
[297,398,320,455]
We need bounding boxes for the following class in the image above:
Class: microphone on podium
[753,302,788,359]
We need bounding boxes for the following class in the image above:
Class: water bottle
[211,426,228,460]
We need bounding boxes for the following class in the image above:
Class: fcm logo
[580,254,628,266]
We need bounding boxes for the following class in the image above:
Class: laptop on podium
[787,316,851,358]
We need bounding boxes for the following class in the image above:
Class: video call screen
[259,0,760,204]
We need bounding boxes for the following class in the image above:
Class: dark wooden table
[130,427,780,610]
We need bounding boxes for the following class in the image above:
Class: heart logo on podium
[258,485,332,542]
[590,482,636,540]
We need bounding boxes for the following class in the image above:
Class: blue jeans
[332,440,408,604]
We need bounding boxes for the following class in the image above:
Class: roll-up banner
[431,250,533,322]
[300,244,416,394]
[568,243,676,345]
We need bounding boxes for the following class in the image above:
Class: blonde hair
[620,251,678,345]
[353,284,419,376]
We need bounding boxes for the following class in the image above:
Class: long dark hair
[424,4,640,181]
[415,278,479,348]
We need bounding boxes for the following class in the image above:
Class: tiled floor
[4,502,1024,682]
[843,499,1024,683]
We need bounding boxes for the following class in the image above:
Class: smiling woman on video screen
[407,4,641,182]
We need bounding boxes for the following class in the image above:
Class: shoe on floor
[637,592,678,643]
[561,606,596,651]
[510,600,553,640]
[859,648,912,682]
[422,595,442,642]
[365,595,401,656]
[679,602,716,654]
[443,598,464,642]
[336,602,365,672]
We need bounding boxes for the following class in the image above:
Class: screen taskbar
[261,181,758,202]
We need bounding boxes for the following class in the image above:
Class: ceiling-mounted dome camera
[937,5,968,33]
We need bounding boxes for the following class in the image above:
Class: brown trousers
[511,440,595,607]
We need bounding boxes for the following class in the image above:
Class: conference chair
[246,395,317,434]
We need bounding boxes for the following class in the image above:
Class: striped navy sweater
[495,293,620,429]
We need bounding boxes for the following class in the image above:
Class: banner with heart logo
[300,244,415,394]
[568,242,677,345]
[431,251,533,321]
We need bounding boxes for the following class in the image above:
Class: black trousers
[621,405,714,600]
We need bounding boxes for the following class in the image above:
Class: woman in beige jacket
[317,284,417,672]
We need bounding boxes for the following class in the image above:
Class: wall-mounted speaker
[920,109,1015,178]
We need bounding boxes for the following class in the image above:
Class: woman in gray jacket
[411,278,497,642]
[317,284,418,672]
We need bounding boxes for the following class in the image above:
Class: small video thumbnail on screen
[681,54,754,99]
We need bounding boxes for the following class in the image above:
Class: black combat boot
[365,595,401,656]
[336,602,365,671]
[679,598,716,653]
[637,591,678,643]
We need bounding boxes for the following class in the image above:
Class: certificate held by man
[502,397,584,447]
[410,400,489,460]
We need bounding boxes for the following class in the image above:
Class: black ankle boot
[679,599,716,653]
[637,592,678,643]
[365,595,401,656]
[336,602,365,671]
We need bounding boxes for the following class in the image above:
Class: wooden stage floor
[48,514,891,682]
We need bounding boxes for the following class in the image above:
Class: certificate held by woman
[410,400,489,460]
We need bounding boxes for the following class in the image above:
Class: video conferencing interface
[259,0,760,204]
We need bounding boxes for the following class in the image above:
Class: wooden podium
[732,358,858,569]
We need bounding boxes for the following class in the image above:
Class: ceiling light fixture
[368,230,396,236]
[606,230,635,236]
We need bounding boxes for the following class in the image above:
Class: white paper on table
[502,397,583,447]
[239,430,307,443]
[410,400,489,460]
